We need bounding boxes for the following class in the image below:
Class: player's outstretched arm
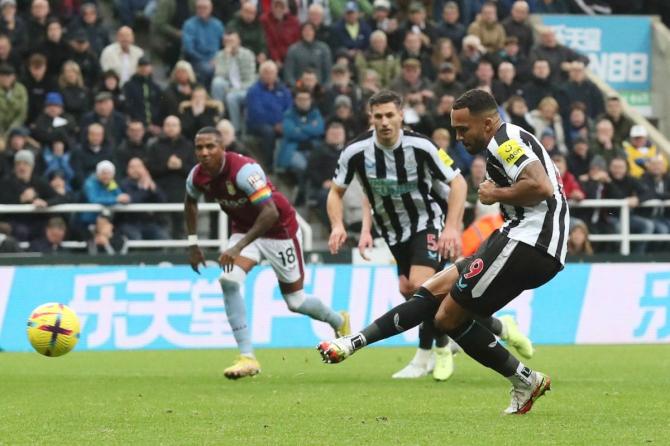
[185,194,206,274]
[327,184,348,254]
[480,161,554,207]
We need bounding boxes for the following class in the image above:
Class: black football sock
[418,321,435,350]
[447,319,520,378]
[434,333,450,348]
[359,287,440,348]
[476,316,504,337]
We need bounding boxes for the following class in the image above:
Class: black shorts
[388,228,445,278]
[451,231,562,317]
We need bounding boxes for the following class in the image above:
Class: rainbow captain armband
[249,186,272,204]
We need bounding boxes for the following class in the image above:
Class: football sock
[435,333,450,348]
[477,316,504,337]
[220,271,253,356]
[447,319,519,378]
[418,321,435,350]
[360,287,440,347]
[284,290,344,330]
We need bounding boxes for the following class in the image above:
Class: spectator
[522,58,556,110]
[465,154,487,206]
[0,126,37,176]
[468,58,495,90]
[504,95,535,134]
[0,221,20,252]
[118,157,169,240]
[21,52,57,125]
[368,0,401,51]
[530,26,589,83]
[561,61,604,120]
[496,36,531,83]
[70,123,114,188]
[47,169,76,204]
[567,136,592,182]
[100,26,144,86]
[146,115,195,237]
[580,155,611,234]
[181,0,224,86]
[296,67,328,112]
[332,1,371,56]
[492,61,522,104]
[567,221,593,256]
[564,102,592,149]
[161,61,196,119]
[35,19,69,78]
[430,37,462,80]
[80,160,130,227]
[467,1,506,53]
[389,58,434,107]
[306,120,347,226]
[331,0,373,22]
[535,0,570,14]
[115,120,149,174]
[0,63,26,140]
[399,29,434,80]
[402,2,437,53]
[70,2,110,56]
[67,29,102,89]
[552,152,585,202]
[0,34,20,74]
[96,70,125,113]
[432,62,465,99]
[80,92,127,150]
[640,156,670,237]
[327,94,362,141]
[25,0,49,50]
[529,96,567,154]
[284,23,332,87]
[502,1,533,56]
[58,60,90,122]
[28,216,69,254]
[355,30,400,89]
[277,88,324,174]
[122,57,162,135]
[459,34,486,80]
[87,213,128,255]
[590,118,625,165]
[624,125,667,179]
[0,0,27,56]
[216,118,247,156]
[226,0,268,65]
[0,149,60,240]
[150,0,194,68]
[31,92,77,147]
[178,85,223,140]
[210,30,257,131]
[115,0,151,27]
[308,3,334,49]
[245,60,292,170]
[436,1,465,51]
[37,136,75,189]
[416,93,456,144]
[597,95,634,146]
[603,157,654,254]
[261,0,300,66]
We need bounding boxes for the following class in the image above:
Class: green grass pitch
[2,345,669,445]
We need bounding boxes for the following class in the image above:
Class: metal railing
[0,203,313,252]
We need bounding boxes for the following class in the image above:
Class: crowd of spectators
[1,0,670,256]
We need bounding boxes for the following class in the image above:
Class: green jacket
[0,81,27,138]
[227,13,267,58]
[355,49,400,88]
[330,0,373,22]
[151,0,196,49]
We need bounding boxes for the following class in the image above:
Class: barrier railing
[0,203,313,252]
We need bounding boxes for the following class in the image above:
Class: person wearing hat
[389,57,433,103]
[79,159,130,227]
[355,30,401,88]
[69,2,110,56]
[67,29,102,89]
[332,1,372,54]
[401,2,437,52]
[432,61,464,99]
[624,124,667,179]
[436,1,466,51]
[31,91,77,147]
[330,0,373,22]
[100,26,144,86]
[80,90,127,149]
[122,56,163,136]
[260,0,301,65]
[0,62,27,140]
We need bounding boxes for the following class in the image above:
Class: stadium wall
[1,264,669,352]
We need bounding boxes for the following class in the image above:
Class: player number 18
[278,247,296,266]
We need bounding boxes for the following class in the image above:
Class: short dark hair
[195,126,222,143]
[294,85,312,96]
[368,89,403,109]
[453,89,499,115]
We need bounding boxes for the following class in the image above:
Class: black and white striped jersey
[486,122,570,264]
[333,129,460,246]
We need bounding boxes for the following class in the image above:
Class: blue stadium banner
[541,15,652,111]
[1,264,670,352]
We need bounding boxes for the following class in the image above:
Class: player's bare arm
[219,200,279,272]
[440,174,466,261]
[358,195,373,260]
[185,194,206,274]
[479,160,554,207]
[327,184,348,254]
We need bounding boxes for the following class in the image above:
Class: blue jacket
[245,81,292,128]
[277,106,324,168]
[332,19,371,51]
[80,174,124,225]
[41,147,75,189]
[182,16,225,62]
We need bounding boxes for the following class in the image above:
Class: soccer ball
[26,303,81,357]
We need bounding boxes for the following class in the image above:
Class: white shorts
[227,228,304,284]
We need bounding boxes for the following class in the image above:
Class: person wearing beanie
[79,159,131,227]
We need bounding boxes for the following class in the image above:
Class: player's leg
[219,234,261,379]
[262,231,349,335]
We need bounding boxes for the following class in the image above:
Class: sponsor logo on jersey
[368,178,418,196]
[218,197,248,208]
[438,149,454,167]
[497,140,525,166]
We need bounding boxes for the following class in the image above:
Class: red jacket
[260,12,301,63]
[561,171,584,199]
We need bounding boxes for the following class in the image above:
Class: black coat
[179,104,222,141]
[115,139,150,175]
[67,48,102,89]
[122,74,163,127]
[31,111,78,146]
[146,135,195,202]
[61,85,91,122]
[80,111,127,150]
[70,142,114,188]
[20,73,58,125]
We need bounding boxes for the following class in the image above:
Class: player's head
[451,89,500,154]
[194,127,225,172]
[368,90,403,147]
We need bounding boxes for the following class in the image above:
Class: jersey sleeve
[489,137,537,182]
[332,146,357,188]
[427,146,460,183]
[185,166,202,200]
[236,163,273,205]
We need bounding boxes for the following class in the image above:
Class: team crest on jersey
[247,173,266,191]
[497,140,526,165]
[226,180,236,195]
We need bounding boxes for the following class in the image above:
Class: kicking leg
[279,279,348,335]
